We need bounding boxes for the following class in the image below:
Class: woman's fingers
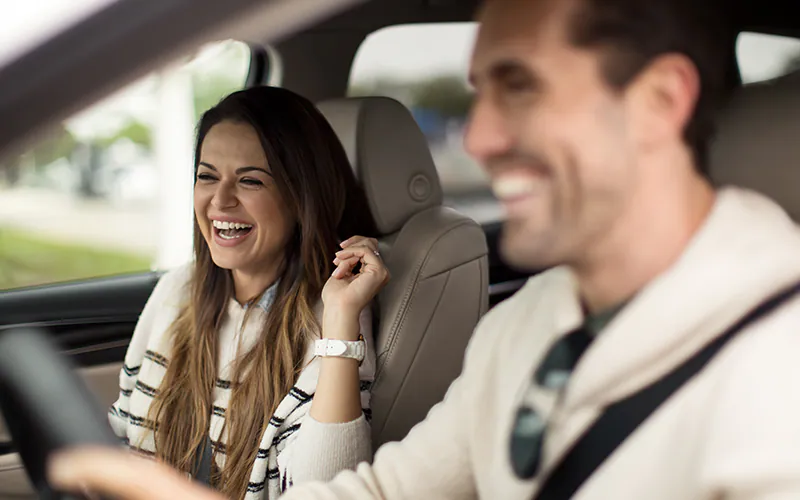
[340,236,379,252]
[324,241,391,311]
[332,246,390,283]
[48,447,224,500]
[335,246,383,272]
[332,256,361,278]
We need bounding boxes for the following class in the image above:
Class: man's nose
[464,95,513,167]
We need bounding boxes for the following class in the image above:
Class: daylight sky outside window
[349,23,800,85]
[0,0,119,68]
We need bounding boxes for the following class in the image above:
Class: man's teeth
[491,177,538,200]
[212,220,253,230]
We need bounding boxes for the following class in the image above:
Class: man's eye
[502,75,535,93]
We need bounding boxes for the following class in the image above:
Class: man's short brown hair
[568,0,731,175]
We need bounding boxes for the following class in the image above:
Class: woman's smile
[211,218,255,247]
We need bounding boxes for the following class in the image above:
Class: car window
[0,0,118,67]
[348,23,503,225]
[737,32,800,84]
[0,40,250,290]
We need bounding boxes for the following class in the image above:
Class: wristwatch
[314,336,366,363]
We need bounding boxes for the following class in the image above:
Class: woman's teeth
[219,230,247,240]
[212,220,253,230]
[212,220,253,240]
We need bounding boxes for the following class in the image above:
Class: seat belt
[534,279,800,500]
[193,435,213,486]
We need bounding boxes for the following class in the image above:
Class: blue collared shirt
[246,281,279,313]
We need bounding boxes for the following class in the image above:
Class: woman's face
[194,120,294,276]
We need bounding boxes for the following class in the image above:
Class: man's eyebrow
[489,58,539,83]
[469,58,539,87]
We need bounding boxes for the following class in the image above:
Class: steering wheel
[0,328,119,500]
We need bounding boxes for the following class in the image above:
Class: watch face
[327,340,347,356]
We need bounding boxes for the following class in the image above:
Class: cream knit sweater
[109,264,376,499]
[284,187,800,499]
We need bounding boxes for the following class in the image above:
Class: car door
[0,274,157,497]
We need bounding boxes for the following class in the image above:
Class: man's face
[465,0,639,271]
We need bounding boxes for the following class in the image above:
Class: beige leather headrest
[317,97,443,234]
[710,71,800,220]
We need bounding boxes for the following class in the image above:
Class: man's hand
[48,447,226,500]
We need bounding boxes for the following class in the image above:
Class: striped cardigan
[108,264,375,499]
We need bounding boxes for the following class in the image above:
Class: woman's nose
[210,183,238,209]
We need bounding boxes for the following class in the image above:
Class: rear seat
[710,70,800,219]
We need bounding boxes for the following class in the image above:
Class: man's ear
[626,53,700,149]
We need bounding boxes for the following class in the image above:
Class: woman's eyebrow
[198,162,272,177]
[235,166,272,176]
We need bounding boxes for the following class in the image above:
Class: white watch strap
[314,338,366,362]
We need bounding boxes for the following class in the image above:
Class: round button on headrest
[409,174,432,202]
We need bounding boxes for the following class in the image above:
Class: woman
[107,86,387,500]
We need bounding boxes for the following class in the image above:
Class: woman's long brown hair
[146,87,376,500]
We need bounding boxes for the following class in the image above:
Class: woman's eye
[196,173,216,182]
[240,178,264,187]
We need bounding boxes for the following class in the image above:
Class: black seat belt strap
[193,435,213,486]
[534,279,800,500]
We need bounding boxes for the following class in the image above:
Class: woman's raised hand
[322,236,390,319]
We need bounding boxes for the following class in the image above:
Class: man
[49,0,800,498]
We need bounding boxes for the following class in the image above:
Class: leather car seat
[317,96,489,448]
[710,70,800,220]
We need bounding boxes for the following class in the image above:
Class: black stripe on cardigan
[255,422,303,459]
[211,439,227,455]
[128,414,157,431]
[120,388,133,397]
[123,364,141,376]
[283,394,312,420]
[144,350,169,368]
[135,380,159,398]
[110,406,130,419]
[272,423,301,447]
[289,387,312,402]
[247,480,266,493]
